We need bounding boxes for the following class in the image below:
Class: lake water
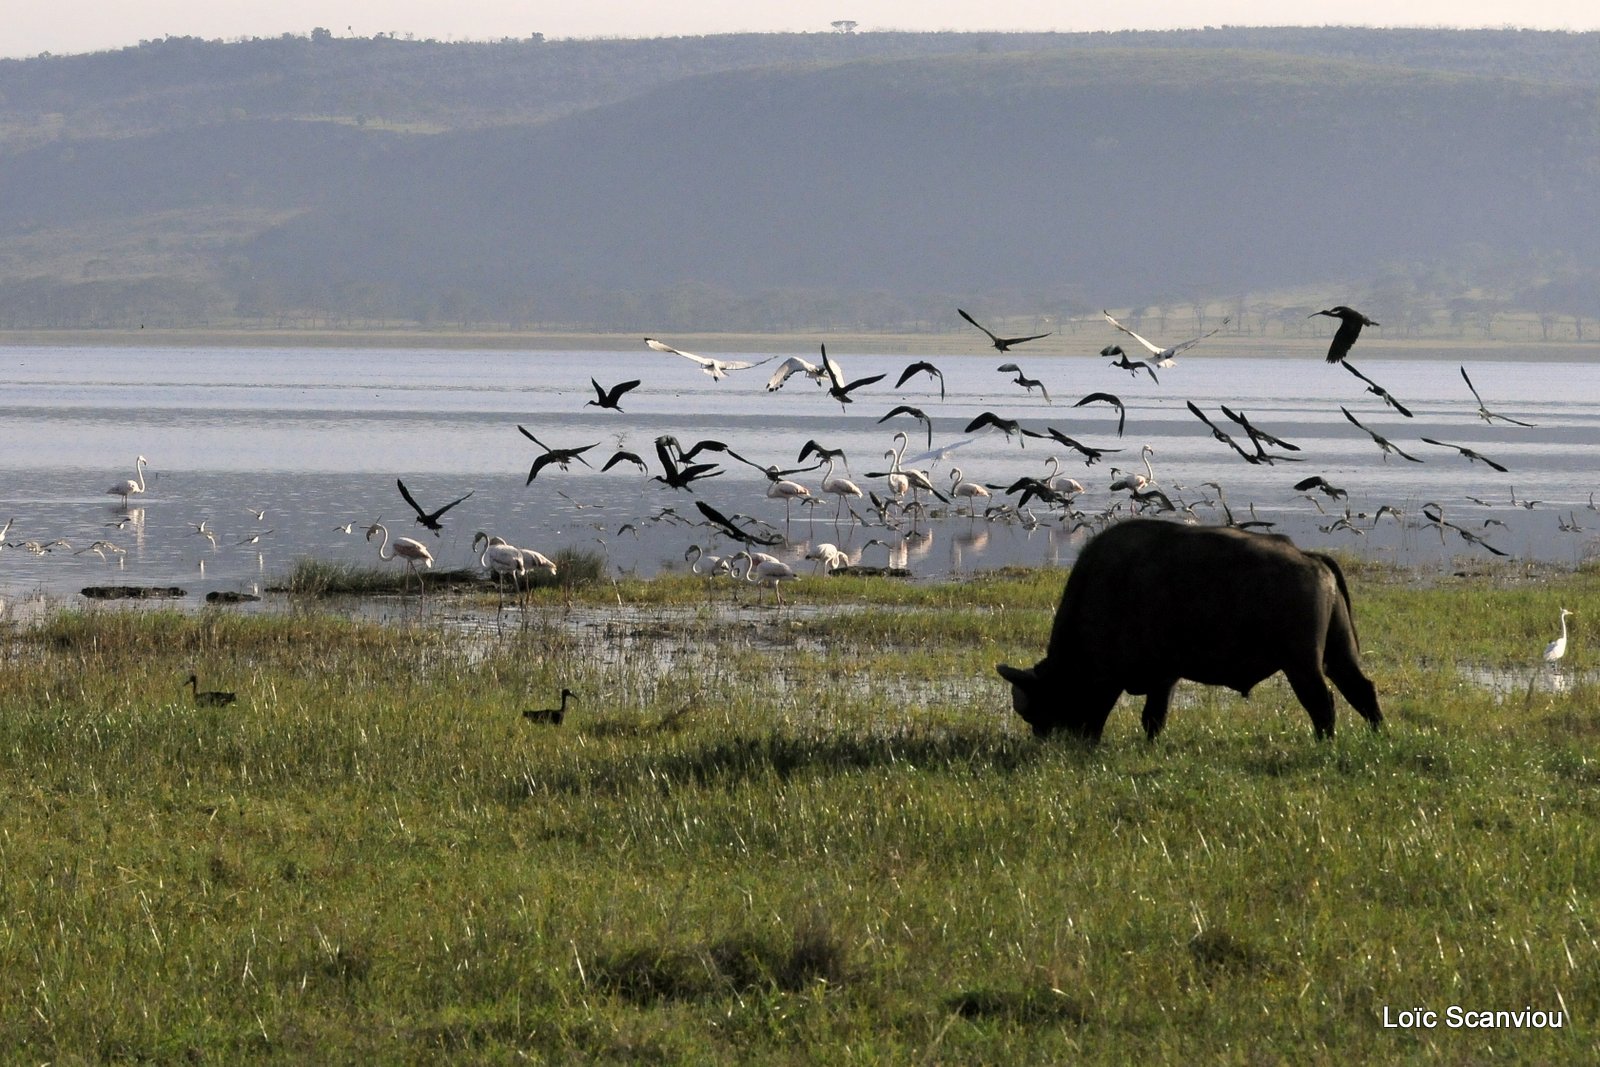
[2,342,1598,611]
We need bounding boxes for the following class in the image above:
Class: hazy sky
[5,1,1598,59]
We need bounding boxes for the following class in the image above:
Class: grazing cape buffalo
[997,520,1381,741]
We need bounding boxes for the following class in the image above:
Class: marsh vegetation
[1,565,1597,1060]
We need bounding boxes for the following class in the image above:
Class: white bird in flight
[645,337,775,381]
[1102,311,1230,368]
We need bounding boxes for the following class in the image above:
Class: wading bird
[1341,407,1423,463]
[1460,366,1535,427]
[1102,311,1229,367]
[1343,361,1413,417]
[895,360,946,399]
[397,478,474,534]
[1073,392,1126,437]
[184,672,236,707]
[473,531,527,607]
[366,521,433,595]
[997,363,1050,402]
[1545,608,1574,663]
[645,337,774,380]
[524,688,575,724]
[587,377,641,412]
[820,457,864,525]
[106,455,149,507]
[949,467,991,514]
[1420,437,1509,473]
[733,549,798,604]
[1311,306,1378,363]
[958,308,1050,352]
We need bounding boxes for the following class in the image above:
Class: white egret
[1545,608,1574,664]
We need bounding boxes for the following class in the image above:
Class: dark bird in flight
[695,500,784,546]
[965,411,1046,447]
[1072,392,1126,437]
[586,378,641,411]
[1221,405,1303,458]
[895,360,946,399]
[1100,344,1161,383]
[1420,437,1510,473]
[958,308,1051,352]
[820,345,885,407]
[1294,475,1349,501]
[1422,504,1508,556]
[1102,311,1229,367]
[1185,403,1264,465]
[997,363,1050,402]
[1311,306,1379,363]
[601,450,650,474]
[1340,407,1422,463]
[396,478,474,534]
[797,439,848,467]
[878,405,934,449]
[1459,366,1535,427]
[651,436,724,491]
[518,427,599,484]
[992,476,1077,511]
[1044,428,1122,466]
[656,435,739,464]
[1343,361,1413,418]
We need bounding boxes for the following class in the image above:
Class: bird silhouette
[965,411,1045,447]
[1420,437,1510,473]
[1342,361,1413,417]
[958,308,1051,352]
[1101,345,1160,383]
[1102,311,1228,367]
[694,500,784,546]
[1459,366,1535,427]
[524,688,575,724]
[1220,405,1302,459]
[878,405,934,449]
[1044,428,1121,466]
[586,377,641,411]
[1072,392,1126,437]
[819,345,884,407]
[1186,402,1264,464]
[1311,306,1378,363]
[996,363,1050,402]
[396,478,474,534]
[651,436,723,491]
[518,427,599,484]
[184,672,236,707]
[601,449,650,474]
[1341,407,1423,463]
[895,360,946,399]
[1294,475,1348,501]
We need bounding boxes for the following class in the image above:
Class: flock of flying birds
[10,302,1560,608]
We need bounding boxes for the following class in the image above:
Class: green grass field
[1,566,1596,1062]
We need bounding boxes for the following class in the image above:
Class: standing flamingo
[473,531,526,609]
[820,456,864,527]
[107,455,149,507]
[949,467,991,516]
[366,521,433,596]
[733,550,797,605]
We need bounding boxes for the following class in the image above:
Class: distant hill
[1,30,1598,333]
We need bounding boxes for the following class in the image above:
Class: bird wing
[429,489,474,520]
[602,450,648,473]
[609,379,642,402]
[1102,311,1163,356]
[1294,476,1328,492]
[958,308,1000,343]
[997,363,1022,373]
[516,425,546,449]
[1073,392,1126,436]
[843,372,886,395]
[1459,365,1487,407]
[766,356,819,391]
[645,337,708,366]
[820,345,846,390]
[1168,318,1230,355]
[998,332,1052,346]
[964,412,1006,434]
[895,361,945,398]
[396,478,430,522]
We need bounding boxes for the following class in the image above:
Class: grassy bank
[1,569,1597,1062]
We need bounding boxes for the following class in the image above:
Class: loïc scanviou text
[1383,1006,1565,1029]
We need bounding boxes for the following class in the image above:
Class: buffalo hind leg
[1284,664,1337,740]
[1326,658,1383,730]
[1141,680,1178,741]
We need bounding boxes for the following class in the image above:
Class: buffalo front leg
[1140,680,1178,741]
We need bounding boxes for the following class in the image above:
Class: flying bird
[965,411,1045,447]
[1342,361,1413,417]
[1311,306,1378,363]
[694,500,784,546]
[586,377,641,411]
[958,308,1051,352]
[1221,405,1303,458]
[878,404,934,449]
[396,478,474,534]
[1186,402,1264,464]
[1340,407,1423,463]
[1294,475,1349,501]
[895,360,946,399]
[1100,345,1161,383]
[1102,311,1229,367]
[518,426,599,483]
[1459,366,1535,427]
[644,337,774,380]
[766,355,828,392]
[651,436,723,491]
[819,345,884,407]
[601,449,650,474]
[996,363,1050,402]
[1044,428,1121,466]
[1073,392,1126,436]
[797,439,848,467]
[1420,437,1510,473]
